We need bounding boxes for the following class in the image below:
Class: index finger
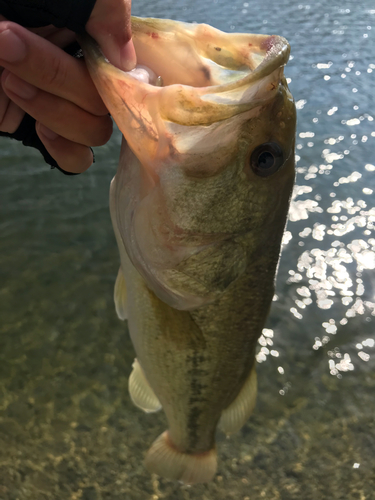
[0,21,107,116]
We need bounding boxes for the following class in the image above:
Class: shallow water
[0,1,374,499]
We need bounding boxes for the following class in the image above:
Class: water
[0,1,374,498]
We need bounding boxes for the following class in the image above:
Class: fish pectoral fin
[114,267,127,320]
[144,431,217,485]
[218,366,257,435]
[128,359,162,413]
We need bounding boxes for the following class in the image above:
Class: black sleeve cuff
[0,0,97,33]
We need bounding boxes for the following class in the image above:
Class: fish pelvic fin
[218,366,257,435]
[144,431,217,485]
[114,267,127,320]
[128,359,162,413]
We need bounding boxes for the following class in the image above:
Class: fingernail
[3,72,37,99]
[0,29,27,62]
[120,39,137,71]
[38,123,58,141]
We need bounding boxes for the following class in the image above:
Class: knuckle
[0,20,19,31]
[41,55,67,89]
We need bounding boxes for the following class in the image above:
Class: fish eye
[250,142,284,177]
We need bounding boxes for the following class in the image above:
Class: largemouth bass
[80,16,296,484]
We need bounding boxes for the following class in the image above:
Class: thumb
[86,0,136,71]
[91,30,137,71]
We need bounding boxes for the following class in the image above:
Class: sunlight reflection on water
[268,24,375,381]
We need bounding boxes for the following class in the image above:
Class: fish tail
[144,431,217,484]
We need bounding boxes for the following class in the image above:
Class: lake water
[0,1,374,499]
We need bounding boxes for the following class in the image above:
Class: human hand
[0,0,136,174]
[0,18,113,173]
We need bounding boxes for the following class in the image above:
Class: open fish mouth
[81,17,291,115]
[129,16,290,86]
[79,18,294,310]
[128,18,291,99]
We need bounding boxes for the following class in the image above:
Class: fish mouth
[79,18,291,125]
[130,17,291,90]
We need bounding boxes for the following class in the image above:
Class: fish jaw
[81,21,295,311]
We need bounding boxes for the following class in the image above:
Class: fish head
[81,18,296,310]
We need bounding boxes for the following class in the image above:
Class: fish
[79,16,296,484]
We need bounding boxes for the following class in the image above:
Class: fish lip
[77,33,106,66]
[206,35,291,95]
